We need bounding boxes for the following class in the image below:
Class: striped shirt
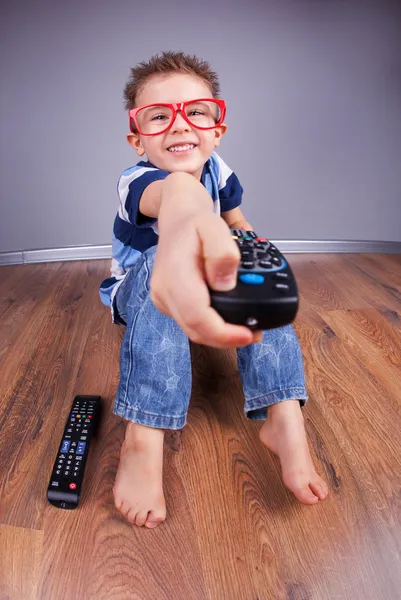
[99,151,243,323]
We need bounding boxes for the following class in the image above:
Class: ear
[126,132,146,156]
[213,123,227,147]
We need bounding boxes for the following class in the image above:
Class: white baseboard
[0,241,400,266]
[0,245,112,266]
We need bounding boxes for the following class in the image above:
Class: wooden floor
[0,253,400,600]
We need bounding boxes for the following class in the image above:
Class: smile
[167,144,196,153]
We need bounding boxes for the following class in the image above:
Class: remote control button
[256,237,268,243]
[275,283,290,291]
[259,260,273,269]
[88,415,93,419]
[247,231,257,238]
[241,250,252,258]
[51,481,59,487]
[61,440,71,453]
[245,317,259,327]
[69,483,77,490]
[256,251,267,259]
[239,274,265,285]
[255,242,268,249]
[273,272,289,279]
[241,261,255,269]
[77,442,86,455]
[272,256,281,265]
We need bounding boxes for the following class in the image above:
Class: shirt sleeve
[118,166,170,228]
[213,152,244,212]
[219,171,243,212]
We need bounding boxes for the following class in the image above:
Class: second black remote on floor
[47,395,101,510]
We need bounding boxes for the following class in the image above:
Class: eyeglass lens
[136,100,221,134]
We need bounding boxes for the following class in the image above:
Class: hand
[150,212,263,349]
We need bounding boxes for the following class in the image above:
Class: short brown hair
[123,51,221,110]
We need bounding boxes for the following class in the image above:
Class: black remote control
[47,395,101,510]
[209,229,299,330]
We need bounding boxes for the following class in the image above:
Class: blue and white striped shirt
[99,151,243,322]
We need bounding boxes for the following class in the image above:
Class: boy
[100,51,328,529]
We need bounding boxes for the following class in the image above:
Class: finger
[252,330,263,343]
[162,258,249,347]
[183,304,255,349]
[169,271,254,348]
[195,215,240,291]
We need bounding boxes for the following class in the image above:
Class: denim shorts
[113,245,308,429]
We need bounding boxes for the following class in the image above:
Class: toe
[134,510,149,527]
[113,489,122,511]
[145,521,161,529]
[296,484,319,505]
[284,473,319,505]
[310,479,328,500]
[126,507,138,524]
[145,508,166,529]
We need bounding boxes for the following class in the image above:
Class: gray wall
[1,0,400,253]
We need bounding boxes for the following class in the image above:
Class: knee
[261,323,296,341]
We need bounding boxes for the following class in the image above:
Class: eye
[151,113,168,121]
[188,109,204,117]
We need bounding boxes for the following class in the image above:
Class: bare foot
[259,400,329,505]
[113,422,166,528]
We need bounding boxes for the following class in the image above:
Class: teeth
[168,144,195,152]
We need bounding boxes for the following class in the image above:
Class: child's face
[127,73,227,180]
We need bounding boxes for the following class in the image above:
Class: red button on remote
[69,483,77,490]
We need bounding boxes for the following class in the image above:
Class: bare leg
[113,422,166,528]
[259,400,329,504]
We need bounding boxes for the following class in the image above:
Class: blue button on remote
[77,442,86,455]
[239,273,265,285]
[61,440,71,453]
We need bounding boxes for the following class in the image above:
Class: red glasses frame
[128,98,226,135]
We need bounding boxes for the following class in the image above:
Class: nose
[170,109,191,133]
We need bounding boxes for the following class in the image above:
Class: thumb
[196,215,240,291]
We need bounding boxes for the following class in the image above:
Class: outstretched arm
[221,206,253,231]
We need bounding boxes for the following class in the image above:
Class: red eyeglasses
[129,98,226,136]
